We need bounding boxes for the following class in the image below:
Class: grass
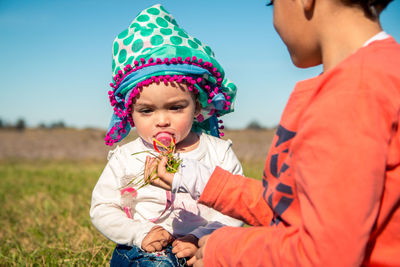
[241,160,265,181]
[0,159,265,266]
[0,160,113,266]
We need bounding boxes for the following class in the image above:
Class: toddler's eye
[139,108,153,114]
[170,105,183,111]
[266,0,274,6]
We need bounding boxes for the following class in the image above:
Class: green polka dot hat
[105,4,237,146]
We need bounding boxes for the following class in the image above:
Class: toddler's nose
[156,112,170,127]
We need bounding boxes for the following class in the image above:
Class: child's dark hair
[343,0,393,18]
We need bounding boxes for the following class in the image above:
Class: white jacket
[90,133,243,248]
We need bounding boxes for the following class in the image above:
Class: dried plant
[127,138,181,190]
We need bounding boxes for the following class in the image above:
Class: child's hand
[144,156,159,184]
[146,156,174,190]
[141,226,174,252]
[172,234,199,265]
[191,234,210,267]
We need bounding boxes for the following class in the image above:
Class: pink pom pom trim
[105,57,231,145]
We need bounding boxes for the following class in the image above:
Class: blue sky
[1,0,399,129]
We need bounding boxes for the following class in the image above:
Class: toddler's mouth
[154,132,173,147]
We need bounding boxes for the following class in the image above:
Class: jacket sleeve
[199,167,272,226]
[90,149,156,248]
[199,70,394,266]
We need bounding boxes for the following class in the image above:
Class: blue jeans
[110,244,187,267]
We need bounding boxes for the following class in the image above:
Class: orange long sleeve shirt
[199,37,400,266]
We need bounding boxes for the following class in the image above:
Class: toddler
[151,0,400,266]
[90,4,243,267]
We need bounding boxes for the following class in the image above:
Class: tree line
[0,118,67,131]
[0,118,273,131]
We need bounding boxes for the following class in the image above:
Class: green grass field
[0,160,264,266]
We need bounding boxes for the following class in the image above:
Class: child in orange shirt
[150,0,400,266]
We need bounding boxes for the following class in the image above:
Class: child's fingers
[175,247,196,258]
[193,258,204,267]
[186,255,197,266]
[198,235,210,247]
[148,156,173,190]
[171,240,180,253]
[145,157,159,176]
[171,239,186,252]
[195,245,205,262]
[160,239,169,247]
[161,230,174,242]
[193,235,208,261]
[159,233,173,247]
[157,156,169,176]
[151,177,171,190]
[172,241,197,258]
[142,244,155,252]
[149,241,163,251]
[157,157,174,188]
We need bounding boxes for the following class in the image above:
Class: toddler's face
[131,81,200,148]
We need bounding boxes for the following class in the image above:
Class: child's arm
[203,143,273,226]
[197,70,396,266]
[153,145,272,226]
[198,167,272,226]
[90,150,159,248]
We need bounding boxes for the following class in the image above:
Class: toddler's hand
[144,156,160,184]
[141,226,174,252]
[172,234,199,265]
[147,156,174,190]
[192,234,210,267]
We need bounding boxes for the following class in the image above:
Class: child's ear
[301,0,315,13]
[194,100,201,117]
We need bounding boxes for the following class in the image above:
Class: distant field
[0,128,275,163]
[0,129,273,265]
